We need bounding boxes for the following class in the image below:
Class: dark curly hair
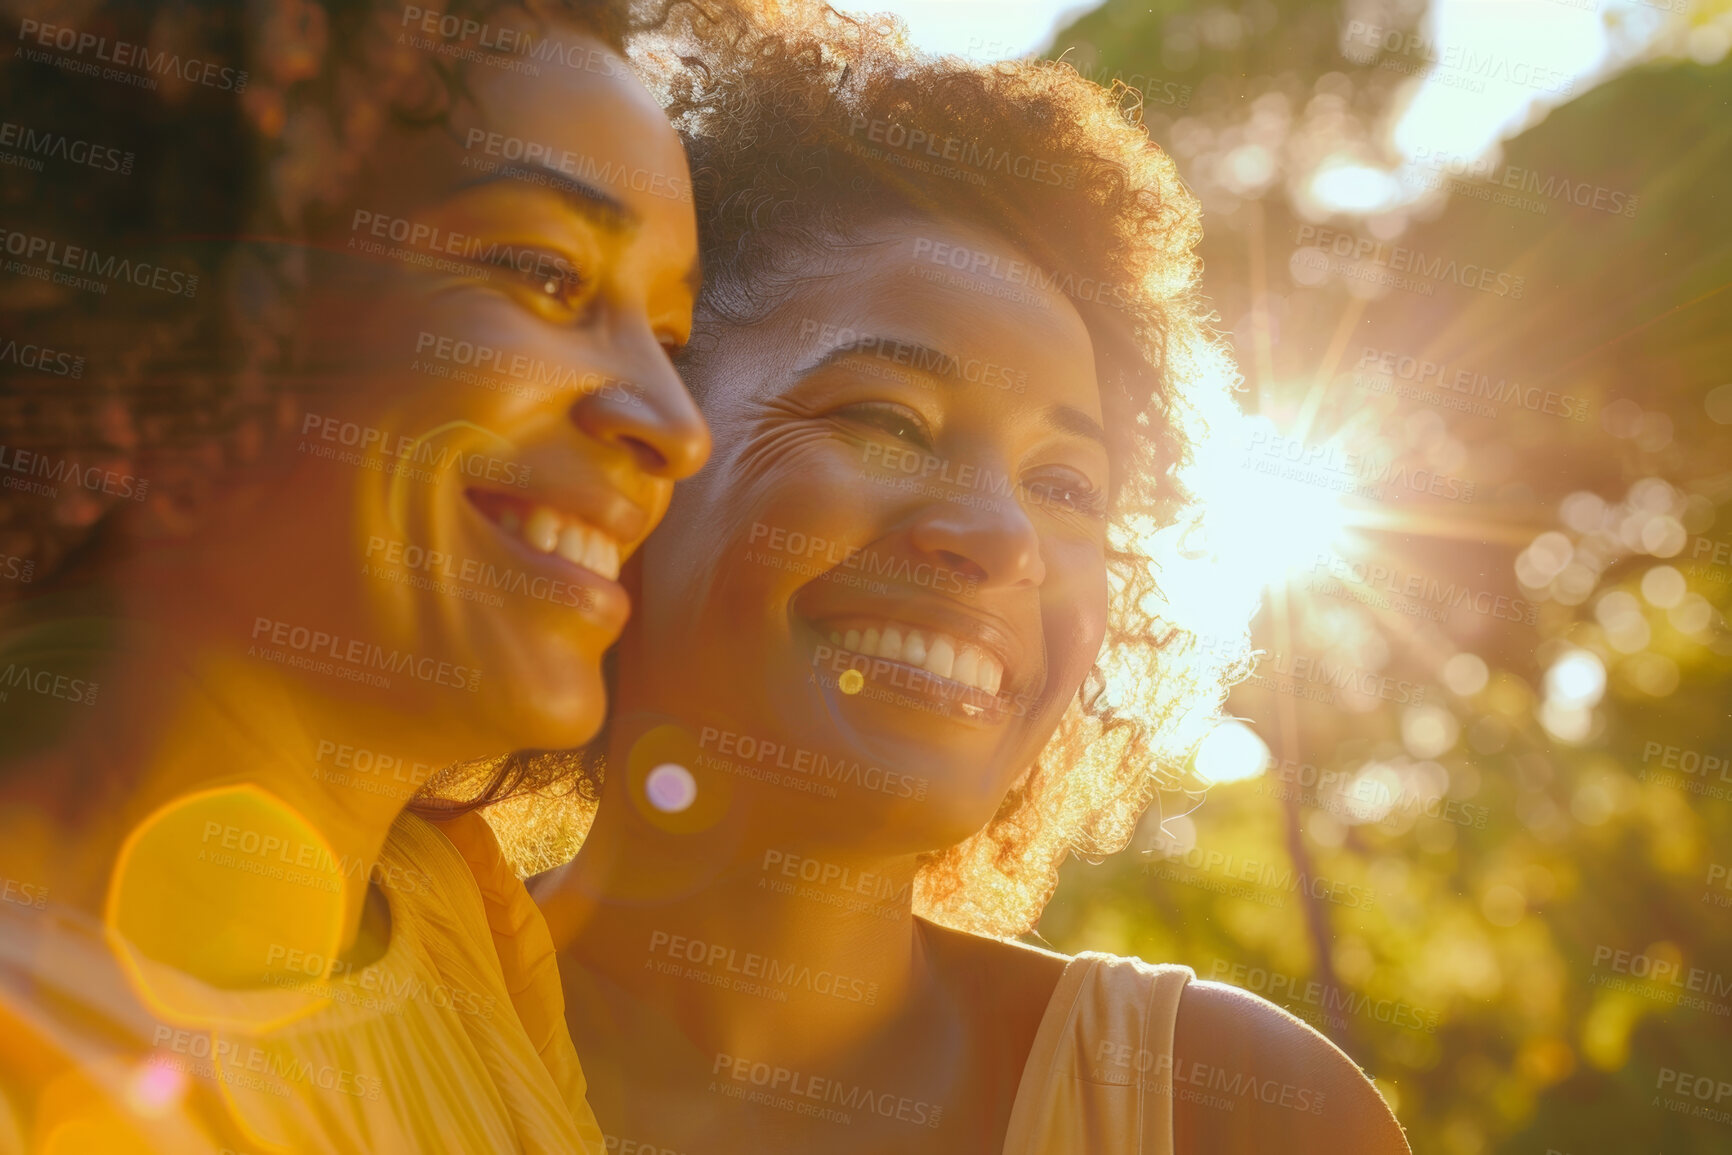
[468,0,1250,938]
[0,0,638,602]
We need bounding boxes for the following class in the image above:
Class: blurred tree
[1035,3,1732,1152]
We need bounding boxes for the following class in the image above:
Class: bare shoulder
[915,916,1069,1000]
[1171,980,1410,1155]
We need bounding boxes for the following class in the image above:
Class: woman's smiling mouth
[466,487,624,580]
[818,618,1005,695]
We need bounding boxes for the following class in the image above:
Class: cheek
[1042,548,1111,688]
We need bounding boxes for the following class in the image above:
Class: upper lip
[801,593,1034,692]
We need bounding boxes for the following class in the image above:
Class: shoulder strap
[1003,952,1194,1155]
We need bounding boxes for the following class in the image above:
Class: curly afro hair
[465,0,1250,939]
[0,0,639,603]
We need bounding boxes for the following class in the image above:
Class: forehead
[747,216,1100,414]
[449,24,696,244]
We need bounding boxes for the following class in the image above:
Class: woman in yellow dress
[0,0,707,1151]
[515,3,1412,1152]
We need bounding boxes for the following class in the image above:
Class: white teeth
[525,507,562,553]
[979,656,1003,695]
[926,636,955,679]
[880,625,903,662]
[953,646,979,687]
[506,503,622,580]
[583,532,621,581]
[556,524,589,565]
[826,622,1004,694]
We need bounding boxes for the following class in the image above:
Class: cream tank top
[1002,952,1195,1155]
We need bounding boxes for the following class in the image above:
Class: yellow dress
[1002,953,1194,1155]
[0,812,604,1154]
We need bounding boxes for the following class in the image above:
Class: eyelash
[841,403,1106,516]
[1023,474,1108,517]
[484,248,592,312]
[838,402,933,448]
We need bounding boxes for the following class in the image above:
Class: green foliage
[1035,5,1732,1151]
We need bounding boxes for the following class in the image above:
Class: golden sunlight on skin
[533,216,1116,1153]
[0,22,706,1009]
[532,202,1408,1152]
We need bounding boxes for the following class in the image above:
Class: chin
[476,652,608,754]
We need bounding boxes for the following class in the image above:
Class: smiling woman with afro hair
[452,2,1415,1152]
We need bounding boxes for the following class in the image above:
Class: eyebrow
[457,162,637,232]
[802,336,1109,451]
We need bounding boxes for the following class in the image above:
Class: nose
[907,491,1046,590]
[568,328,710,480]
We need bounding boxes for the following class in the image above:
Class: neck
[540,740,931,1066]
[0,578,471,968]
